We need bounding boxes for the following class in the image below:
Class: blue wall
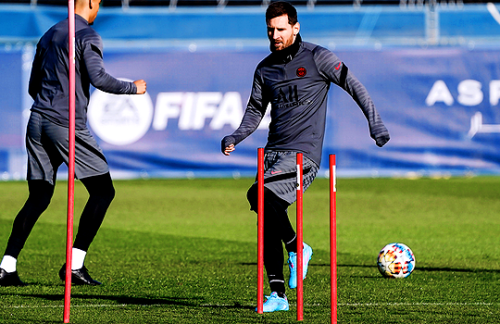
[1,4,500,179]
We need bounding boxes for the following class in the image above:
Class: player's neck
[274,34,302,62]
[75,10,91,23]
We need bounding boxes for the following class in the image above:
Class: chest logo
[296,67,307,78]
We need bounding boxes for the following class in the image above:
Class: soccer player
[0,0,147,287]
[221,1,390,312]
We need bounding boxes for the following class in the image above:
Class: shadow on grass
[317,263,500,273]
[242,262,500,274]
[241,262,377,268]
[199,302,255,310]
[0,292,200,307]
[417,266,500,273]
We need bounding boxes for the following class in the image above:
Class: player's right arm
[221,67,269,155]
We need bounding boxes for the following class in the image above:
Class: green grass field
[0,176,499,323]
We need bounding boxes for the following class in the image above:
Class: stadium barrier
[1,4,500,179]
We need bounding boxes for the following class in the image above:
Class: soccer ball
[377,243,415,278]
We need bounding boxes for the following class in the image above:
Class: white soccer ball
[377,243,416,278]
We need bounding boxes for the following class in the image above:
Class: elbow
[89,69,109,89]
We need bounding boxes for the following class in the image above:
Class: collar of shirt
[75,13,90,26]
[273,34,302,64]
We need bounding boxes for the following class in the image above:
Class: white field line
[2,302,498,309]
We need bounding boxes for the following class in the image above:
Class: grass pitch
[0,176,499,323]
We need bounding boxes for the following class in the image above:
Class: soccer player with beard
[0,0,146,287]
[221,1,390,312]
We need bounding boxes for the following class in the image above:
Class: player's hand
[224,144,235,156]
[134,80,147,94]
[221,136,236,156]
[375,134,390,147]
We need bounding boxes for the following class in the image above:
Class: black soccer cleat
[0,268,27,287]
[59,264,102,286]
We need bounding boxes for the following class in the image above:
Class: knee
[83,174,115,203]
[27,194,52,212]
[95,185,115,204]
[27,181,54,212]
[247,186,288,212]
[247,184,258,211]
[104,185,115,203]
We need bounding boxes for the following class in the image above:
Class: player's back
[30,15,104,128]
[36,19,70,94]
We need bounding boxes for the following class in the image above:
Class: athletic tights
[4,172,115,258]
[248,186,297,294]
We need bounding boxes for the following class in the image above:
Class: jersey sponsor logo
[335,62,342,70]
[270,170,283,175]
[275,85,312,109]
[88,78,154,146]
[277,85,299,103]
[296,67,307,78]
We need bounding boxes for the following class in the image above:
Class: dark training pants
[247,186,296,294]
[246,151,318,294]
[4,173,115,259]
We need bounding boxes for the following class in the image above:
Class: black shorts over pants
[248,151,319,209]
[26,111,109,185]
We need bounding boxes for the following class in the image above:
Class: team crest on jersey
[296,67,307,78]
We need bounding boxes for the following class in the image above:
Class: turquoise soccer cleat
[256,292,289,312]
[287,242,313,289]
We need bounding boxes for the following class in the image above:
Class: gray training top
[29,14,137,130]
[225,35,390,166]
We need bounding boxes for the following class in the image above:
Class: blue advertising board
[2,46,500,179]
[85,47,500,178]
[2,4,500,179]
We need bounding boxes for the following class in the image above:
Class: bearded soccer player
[0,0,147,286]
[221,1,390,312]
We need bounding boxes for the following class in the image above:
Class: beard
[269,34,295,53]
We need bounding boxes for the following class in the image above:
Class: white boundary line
[3,302,499,309]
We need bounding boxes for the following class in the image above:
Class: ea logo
[88,79,153,146]
[296,67,307,78]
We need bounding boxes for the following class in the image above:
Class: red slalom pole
[329,155,337,324]
[257,148,265,314]
[64,1,76,322]
[296,153,304,321]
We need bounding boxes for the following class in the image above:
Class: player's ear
[293,22,300,36]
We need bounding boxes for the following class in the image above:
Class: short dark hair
[266,1,298,26]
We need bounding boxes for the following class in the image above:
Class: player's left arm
[313,46,390,147]
[81,32,139,95]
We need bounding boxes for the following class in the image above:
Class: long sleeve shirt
[29,14,137,130]
[227,35,389,166]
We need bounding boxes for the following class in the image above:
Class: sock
[269,276,286,295]
[0,255,17,273]
[71,248,87,270]
[285,235,297,254]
